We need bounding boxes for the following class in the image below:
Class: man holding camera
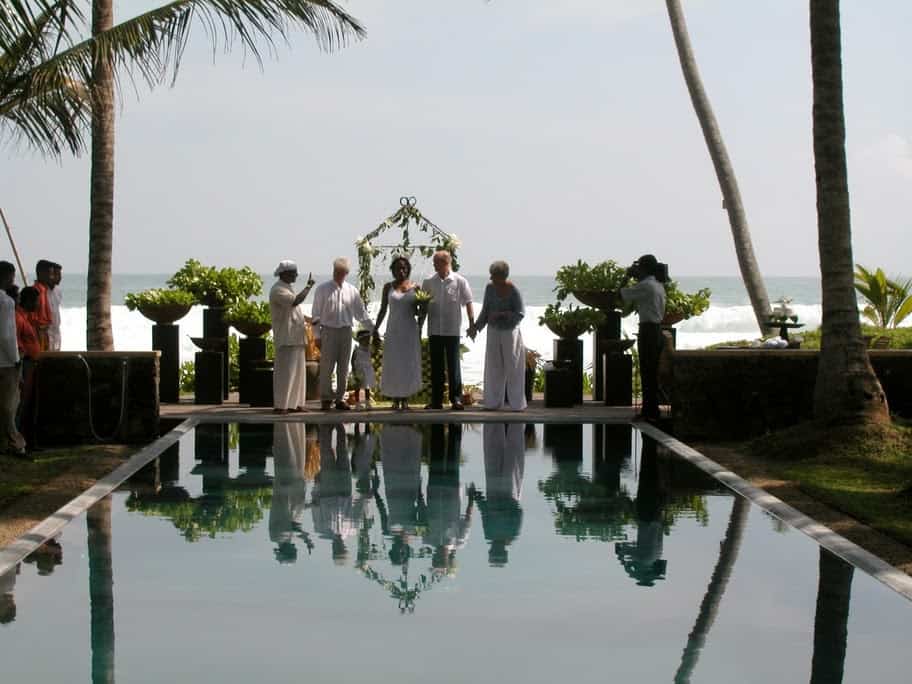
[620,255,667,422]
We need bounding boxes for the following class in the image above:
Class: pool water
[1,422,909,683]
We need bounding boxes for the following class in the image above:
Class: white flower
[446,233,461,250]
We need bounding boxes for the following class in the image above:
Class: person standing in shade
[0,261,26,457]
[269,261,314,415]
[374,256,423,410]
[48,262,63,351]
[15,287,41,439]
[468,260,527,411]
[620,254,667,422]
[311,258,374,411]
[29,260,55,352]
[421,251,474,410]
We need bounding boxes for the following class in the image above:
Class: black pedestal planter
[593,311,622,401]
[544,361,575,408]
[248,361,274,407]
[152,323,180,403]
[203,307,229,399]
[195,351,224,405]
[238,337,267,405]
[602,352,632,406]
[554,338,584,404]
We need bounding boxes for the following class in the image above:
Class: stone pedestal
[238,337,267,405]
[592,311,622,401]
[203,307,229,399]
[602,352,632,406]
[544,362,575,408]
[194,351,223,405]
[152,323,180,403]
[553,338,583,404]
[248,361,275,407]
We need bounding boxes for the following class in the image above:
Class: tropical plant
[124,288,194,311]
[664,281,711,321]
[167,259,262,307]
[554,259,630,302]
[810,0,888,424]
[2,0,363,350]
[664,0,772,335]
[853,264,912,329]
[538,303,606,339]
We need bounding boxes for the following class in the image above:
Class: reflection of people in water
[615,437,668,586]
[351,423,378,568]
[379,425,425,564]
[269,422,309,563]
[476,423,525,566]
[424,424,473,575]
[0,563,18,625]
[312,424,356,565]
[23,537,63,576]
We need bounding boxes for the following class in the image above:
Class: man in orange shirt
[30,260,55,352]
[15,287,41,442]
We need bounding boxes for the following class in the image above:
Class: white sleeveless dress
[381,287,423,398]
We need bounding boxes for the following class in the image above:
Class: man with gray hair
[311,257,374,410]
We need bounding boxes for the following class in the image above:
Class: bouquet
[414,289,433,315]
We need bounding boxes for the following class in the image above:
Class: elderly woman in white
[269,260,314,414]
[468,260,527,411]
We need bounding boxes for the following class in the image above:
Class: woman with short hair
[468,261,527,411]
[374,256,423,410]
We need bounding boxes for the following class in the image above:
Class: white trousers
[319,326,353,402]
[273,345,307,410]
[483,327,527,411]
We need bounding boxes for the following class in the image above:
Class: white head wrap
[274,260,298,277]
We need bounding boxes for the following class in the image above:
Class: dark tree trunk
[87,0,115,351]
[809,548,853,684]
[809,0,888,424]
[87,495,115,683]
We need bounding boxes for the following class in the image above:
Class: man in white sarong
[311,257,373,411]
[269,260,315,414]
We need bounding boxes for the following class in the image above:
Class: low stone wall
[33,352,160,446]
[672,349,912,440]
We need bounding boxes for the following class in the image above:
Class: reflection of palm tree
[674,497,749,683]
[477,423,525,566]
[809,549,854,684]
[87,495,114,684]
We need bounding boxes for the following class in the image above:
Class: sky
[2,0,910,277]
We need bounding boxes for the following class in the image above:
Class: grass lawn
[748,420,912,547]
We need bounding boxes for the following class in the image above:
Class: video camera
[628,256,669,284]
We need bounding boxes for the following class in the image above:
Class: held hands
[467,324,477,341]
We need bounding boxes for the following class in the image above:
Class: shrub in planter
[167,259,262,307]
[225,301,272,338]
[663,281,711,323]
[538,303,606,339]
[124,288,195,324]
[554,260,632,305]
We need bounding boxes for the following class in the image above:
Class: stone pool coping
[3,415,912,603]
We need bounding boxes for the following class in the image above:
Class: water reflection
[0,564,17,625]
[477,423,525,566]
[269,422,311,563]
[313,424,355,564]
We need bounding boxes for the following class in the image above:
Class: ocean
[55,274,829,387]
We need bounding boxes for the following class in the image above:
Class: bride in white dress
[374,256,423,409]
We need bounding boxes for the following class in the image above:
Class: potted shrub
[125,288,195,324]
[555,260,632,309]
[538,303,606,339]
[224,301,272,338]
[167,259,263,308]
[663,282,711,325]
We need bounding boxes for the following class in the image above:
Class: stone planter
[137,302,192,325]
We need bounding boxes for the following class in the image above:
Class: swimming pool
[1,422,909,682]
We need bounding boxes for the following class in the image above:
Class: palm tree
[854,264,912,329]
[809,0,888,423]
[2,0,364,350]
[665,0,772,335]
[87,495,115,683]
[809,549,854,684]
[674,497,749,683]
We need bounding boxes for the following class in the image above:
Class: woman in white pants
[468,261,527,411]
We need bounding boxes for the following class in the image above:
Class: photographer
[620,255,667,422]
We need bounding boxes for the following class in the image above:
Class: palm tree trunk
[87,495,115,683]
[87,0,115,351]
[674,496,750,683]
[809,0,888,424]
[665,0,772,334]
[809,549,853,684]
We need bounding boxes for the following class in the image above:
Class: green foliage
[801,325,912,350]
[664,281,711,320]
[554,260,631,302]
[124,288,194,311]
[224,300,271,326]
[180,333,274,394]
[180,361,195,394]
[538,303,606,338]
[854,264,912,329]
[167,259,262,307]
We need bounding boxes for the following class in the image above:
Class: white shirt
[0,292,19,368]
[620,276,666,324]
[422,271,473,337]
[269,280,307,347]
[48,286,62,351]
[310,280,373,339]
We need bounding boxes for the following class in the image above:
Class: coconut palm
[87,495,115,683]
[664,0,772,335]
[854,264,912,329]
[809,549,853,684]
[809,0,888,423]
[2,0,364,349]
